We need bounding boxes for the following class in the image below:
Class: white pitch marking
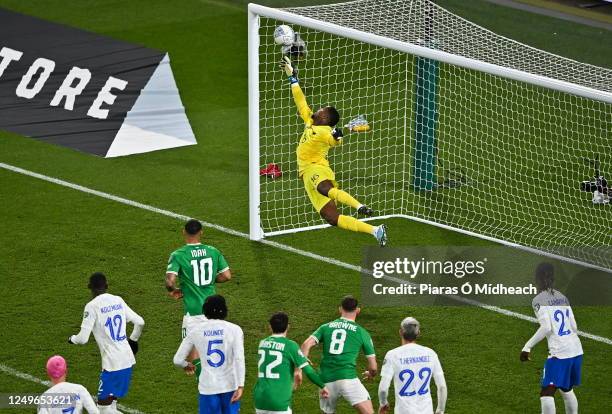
[1,161,611,349]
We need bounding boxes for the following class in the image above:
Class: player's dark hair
[203,295,228,320]
[402,330,419,342]
[324,106,340,127]
[535,262,555,292]
[184,219,203,236]
[341,295,358,312]
[401,326,419,341]
[88,272,108,293]
[269,312,289,334]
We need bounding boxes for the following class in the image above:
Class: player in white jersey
[520,263,583,414]
[38,355,99,414]
[68,273,145,414]
[378,317,447,414]
[174,294,245,414]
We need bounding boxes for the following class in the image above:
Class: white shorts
[320,378,371,413]
[256,410,292,414]
[181,314,207,338]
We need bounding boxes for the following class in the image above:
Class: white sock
[541,396,556,414]
[371,225,378,236]
[98,405,114,414]
[357,203,364,210]
[111,401,123,414]
[98,402,122,414]
[560,390,578,414]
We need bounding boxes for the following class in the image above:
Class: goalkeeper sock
[338,215,374,235]
[193,358,202,380]
[328,188,362,209]
[540,396,556,414]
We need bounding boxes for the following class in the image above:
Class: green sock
[193,358,202,381]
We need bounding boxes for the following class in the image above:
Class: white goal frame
[247,2,612,273]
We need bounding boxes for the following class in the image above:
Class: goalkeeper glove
[279,56,298,85]
[345,114,371,132]
[332,127,343,140]
[282,32,307,60]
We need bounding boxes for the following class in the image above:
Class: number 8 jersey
[310,318,375,383]
[531,289,583,359]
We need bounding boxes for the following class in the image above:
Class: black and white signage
[0,8,196,157]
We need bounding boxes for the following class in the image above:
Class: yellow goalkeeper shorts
[302,165,338,212]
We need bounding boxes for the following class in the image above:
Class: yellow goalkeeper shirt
[292,83,341,176]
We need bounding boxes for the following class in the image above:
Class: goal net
[248,0,612,272]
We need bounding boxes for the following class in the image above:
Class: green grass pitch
[0,0,610,413]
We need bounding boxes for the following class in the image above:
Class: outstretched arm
[291,83,312,125]
[280,56,312,124]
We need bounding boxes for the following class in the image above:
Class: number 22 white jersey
[380,343,445,414]
[532,290,583,359]
[70,293,145,371]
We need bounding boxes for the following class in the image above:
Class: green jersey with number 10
[311,317,375,383]
[166,243,229,316]
[254,335,309,411]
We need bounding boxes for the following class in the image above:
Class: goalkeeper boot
[357,205,374,217]
[374,224,388,247]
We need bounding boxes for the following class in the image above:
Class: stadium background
[0,0,610,412]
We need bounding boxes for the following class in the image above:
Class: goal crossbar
[248,3,612,105]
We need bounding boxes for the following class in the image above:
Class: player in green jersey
[254,312,330,414]
[165,219,232,377]
[301,296,377,414]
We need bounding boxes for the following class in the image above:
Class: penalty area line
[1,161,611,347]
[0,363,146,414]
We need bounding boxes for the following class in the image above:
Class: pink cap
[46,355,67,379]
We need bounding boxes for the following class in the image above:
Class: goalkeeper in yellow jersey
[280,57,387,246]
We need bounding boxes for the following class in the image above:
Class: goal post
[247,0,612,272]
[248,7,263,241]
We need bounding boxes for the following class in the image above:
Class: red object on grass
[260,163,282,179]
